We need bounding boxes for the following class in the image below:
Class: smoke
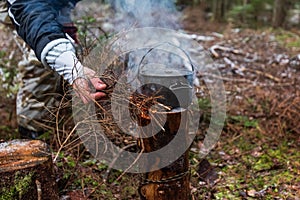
[100,1,191,88]
[106,0,181,31]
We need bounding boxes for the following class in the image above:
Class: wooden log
[0,139,59,200]
[137,109,191,200]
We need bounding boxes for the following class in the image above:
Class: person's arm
[7,0,106,103]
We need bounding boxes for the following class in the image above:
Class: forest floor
[0,2,300,200]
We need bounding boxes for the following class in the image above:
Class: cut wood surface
[0,139,59,200]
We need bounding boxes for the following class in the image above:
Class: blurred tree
[211,0,231,22]
[226,0,274,27]
[183,0,298,28]
[272,0,288,27]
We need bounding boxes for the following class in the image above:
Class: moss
[15,172,34,198]
[0,172,34,200]
[253,154,273,171]
[275,29,300,49]
[0,187,15,200]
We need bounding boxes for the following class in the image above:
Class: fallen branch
[197,72,292,88]
[223,57,281,82]
[209,45,243,58]
[183,33,215,42]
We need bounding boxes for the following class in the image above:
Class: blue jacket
[7,0,81,60]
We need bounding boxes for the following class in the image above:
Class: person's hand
[72,67,107,104]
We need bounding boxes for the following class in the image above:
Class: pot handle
[169,81,193,90]
[138,42,195,74]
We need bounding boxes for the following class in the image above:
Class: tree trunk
[0,140,59,200]
[211,0,232,22]
[272,0,287,28]
[212,0,222,21]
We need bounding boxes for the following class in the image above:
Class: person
[3,0,107,139]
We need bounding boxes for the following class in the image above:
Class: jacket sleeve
[7,0,84,84]
[8,0,69,60]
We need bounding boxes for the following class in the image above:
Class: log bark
[0,139,59,200]
[137,109,191,200]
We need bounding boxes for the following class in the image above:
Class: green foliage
[198,98,211,111]
[227,4,254,20]
[275,29,300,49]
[0,50,19,98]
[75,15,111,56]
[218,0,300,28]
[226,0,274,27]
[0,172,34,200]
[228,115,259,128]
[197,97,212,123]
[14,172,33,199]
[96,184,116,199]
[213,132,300,199]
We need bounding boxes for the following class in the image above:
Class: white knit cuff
[41,39,84,84]
[52,51,85,84]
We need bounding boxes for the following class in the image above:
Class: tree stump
[0,139,59,200]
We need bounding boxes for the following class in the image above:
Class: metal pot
[138,43,194,109]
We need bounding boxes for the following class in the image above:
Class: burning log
[130,83,192,199]
[137,108,191,200]
[0,140,58,200]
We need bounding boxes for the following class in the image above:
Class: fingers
[90,91,107,100]
[90,77,107,91]
[73,77,107,104]
[79,91,106,104]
